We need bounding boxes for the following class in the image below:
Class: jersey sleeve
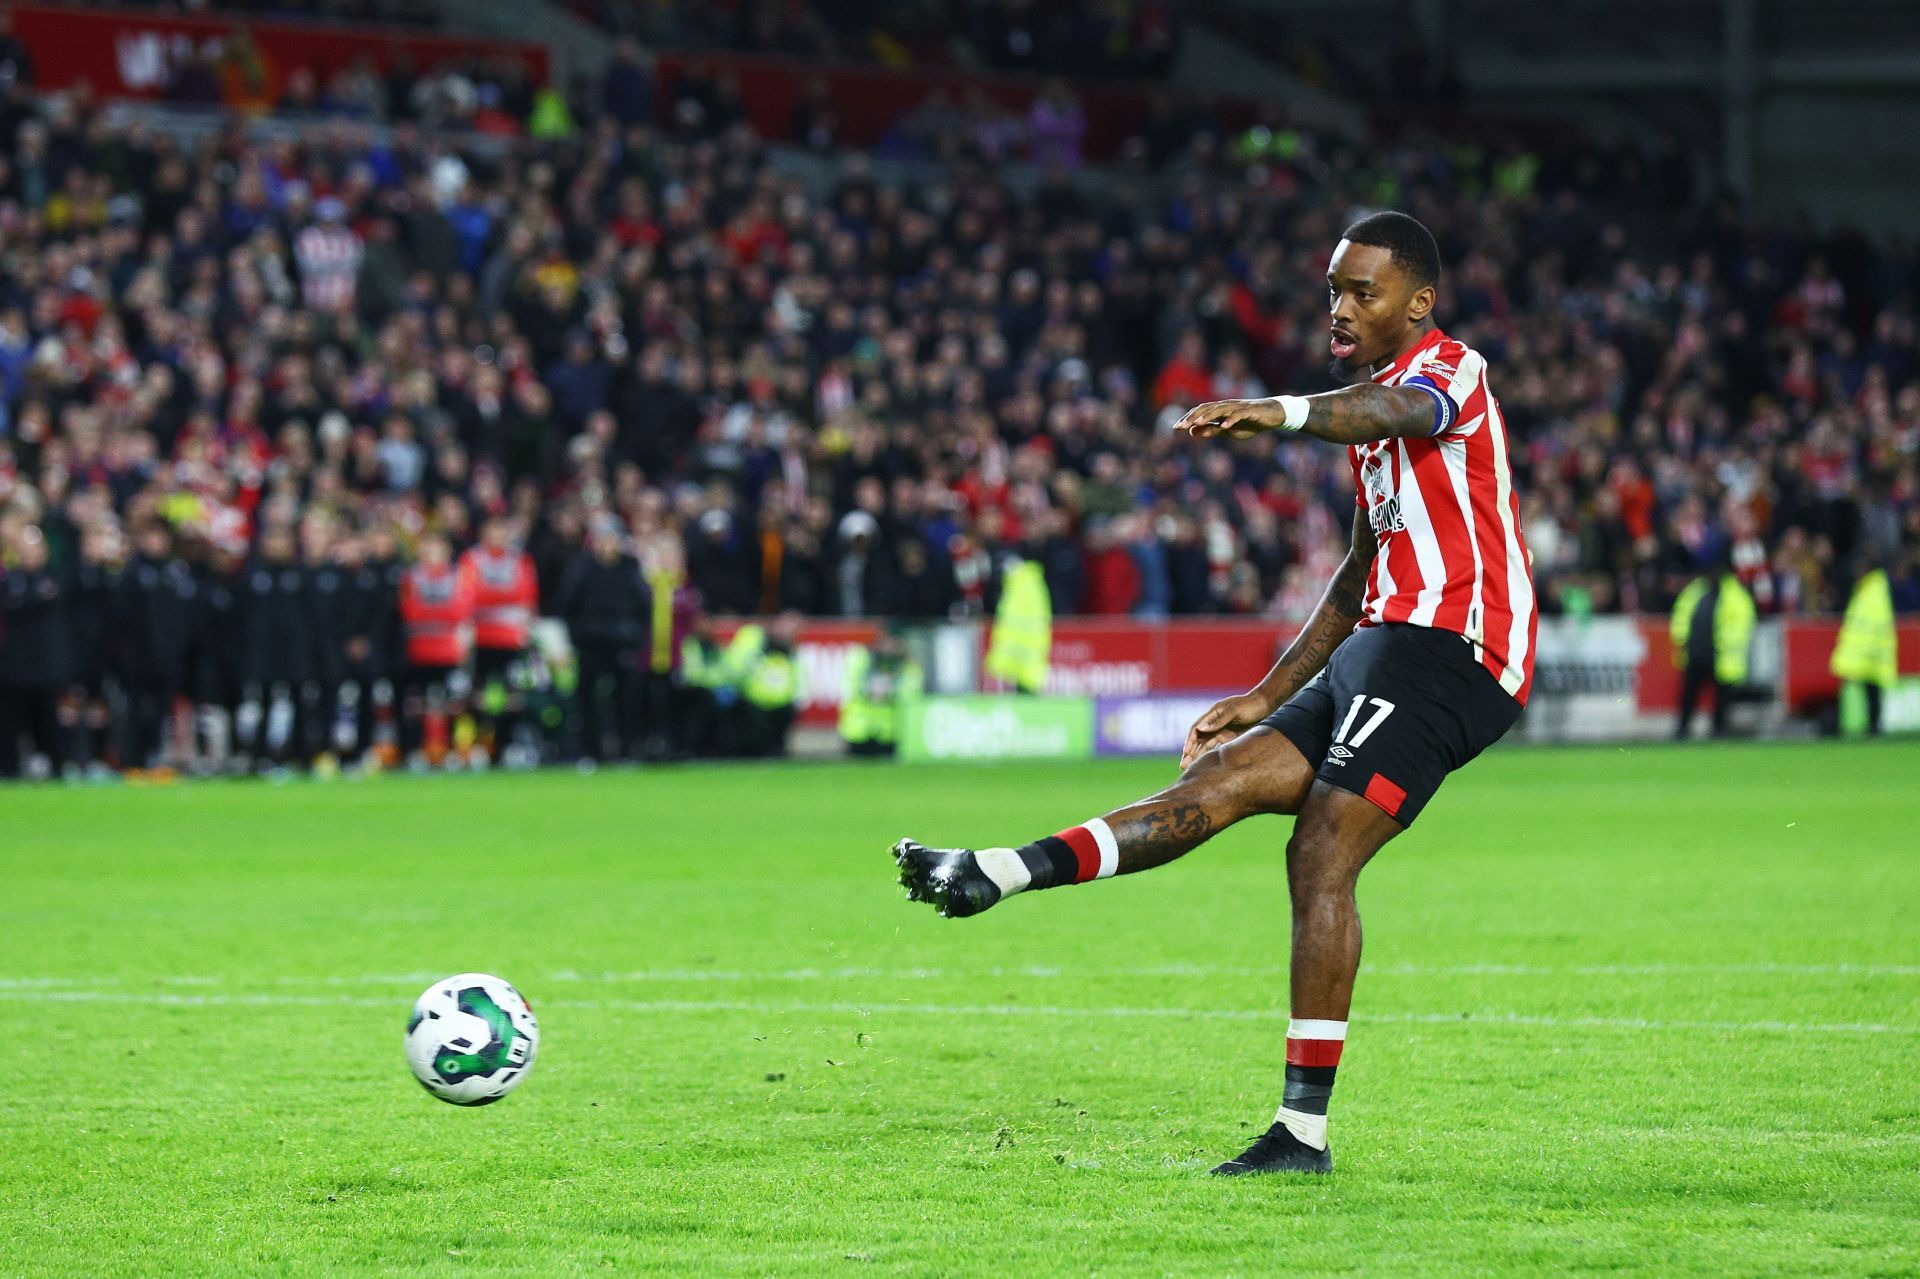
[1401,340,1481,438]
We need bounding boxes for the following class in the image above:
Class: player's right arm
[1181,508,1376,768]
[1173,383,1447,445]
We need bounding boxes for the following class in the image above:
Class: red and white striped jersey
[295,224,363,311]
[1348,328,1536,703]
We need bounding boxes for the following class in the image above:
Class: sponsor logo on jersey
[1360,451,1406,536]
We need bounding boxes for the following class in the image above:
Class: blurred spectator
[462,514,538,763]
[557,516,647,762]
[839,628,922,757]
[398,531,472,764]
[1671,554,1758,740]
[236,524,317,768]
[295,197,362,311]
[1027,82,1086,171]
[601,38,655,127]
[733,611,800,756]
[791,76,837,152]
[562,0,1180,80]
[639,535,699,759]
[0,524,66,777]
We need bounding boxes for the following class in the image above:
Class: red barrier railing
[15,2,549,102]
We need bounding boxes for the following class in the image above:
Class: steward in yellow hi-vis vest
[1831,564,1897,736]
[677,617,735,758]
[986,559,1052,694]
[739,613,803,758]
[1670,564,1755,739]
[840,630,924,757]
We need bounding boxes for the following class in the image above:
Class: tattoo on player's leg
[1118,803,1214,859]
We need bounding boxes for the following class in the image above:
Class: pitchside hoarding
[898,696,1094,763]
[707,617,1919,739]
[1094,694,1237,757]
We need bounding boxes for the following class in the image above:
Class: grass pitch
[4,741,1919,1276]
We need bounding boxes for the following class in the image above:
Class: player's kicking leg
[893,723,1315,918]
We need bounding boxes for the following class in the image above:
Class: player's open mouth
[1330,332,1358,360]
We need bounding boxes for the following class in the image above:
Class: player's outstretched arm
[1175,384,1440,445]
[1182,510,1377,768]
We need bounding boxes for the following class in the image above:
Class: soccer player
[893,212,1535,1175]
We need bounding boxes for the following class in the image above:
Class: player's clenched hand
[1174,399,1271,441]
[1180,692,1275,770]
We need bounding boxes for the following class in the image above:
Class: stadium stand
[0,6,1915,774]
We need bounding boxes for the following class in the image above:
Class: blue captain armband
[1404,375,1455,436]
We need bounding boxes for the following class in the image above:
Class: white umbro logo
[1328,745,1354,763]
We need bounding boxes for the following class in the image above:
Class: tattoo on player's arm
[1305,383,1437,444]
[1326,552,1369,618]
[1258,516,1374,700]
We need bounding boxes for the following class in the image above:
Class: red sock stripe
[1285,1037,1345,1068]
[1054,825,1102,884]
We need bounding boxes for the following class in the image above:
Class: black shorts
[1260,622,1522,827]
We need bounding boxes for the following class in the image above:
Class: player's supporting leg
[895,726,1315,918]
[1212,781,1402,1175]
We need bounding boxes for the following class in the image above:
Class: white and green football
[404,973,539,1105]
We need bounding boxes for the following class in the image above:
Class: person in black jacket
[237,526,318,769]
[686,506,757,615]
[118,522,200,771]
[303,519,351,765]
[325,529,398,763]
[879,533,960,618]
[0,525,70,778]
[188,541,245,775]
[1031,509,1085,617]
[65,524,124,772]
[775,516,833,615]
[556,518,650,762]
[361,523,408,763]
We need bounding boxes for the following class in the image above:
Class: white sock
[1274,1106,1328,1151]
[1275,1017,1347,1151]
[972,847,1031,898]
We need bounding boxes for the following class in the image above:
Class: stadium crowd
[0,31,1917,776]
[106,0,445,27]
[562,1,1181,80]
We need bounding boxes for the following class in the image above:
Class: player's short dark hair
[1341,211,1441,289]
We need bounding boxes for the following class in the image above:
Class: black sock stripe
[1016,836,1079,891]
[1286,1064,1338,1087]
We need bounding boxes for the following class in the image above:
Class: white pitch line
[0,977,112,990]
[4,960,1916,992]
[0,988,1913,1037]
[559,961,1920,983]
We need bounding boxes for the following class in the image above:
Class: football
[404,973,540,1106]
